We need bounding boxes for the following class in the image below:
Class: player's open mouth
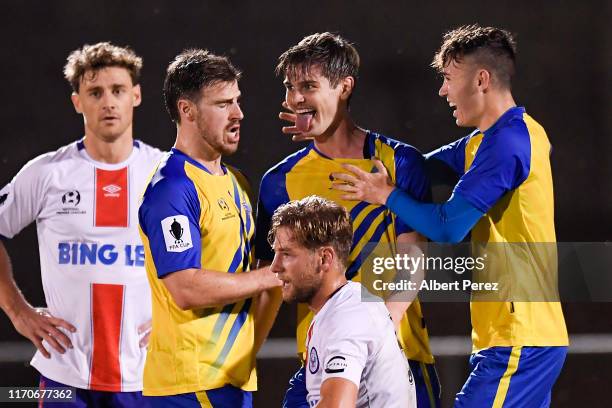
[226,124,240,140]
[296,109,316,132]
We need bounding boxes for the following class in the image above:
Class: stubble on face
[192,80,242,157]
[284,257,322,304]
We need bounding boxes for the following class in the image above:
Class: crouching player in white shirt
[268,195,416,408]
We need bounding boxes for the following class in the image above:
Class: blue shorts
[454,346,567,408]
[283,360,441,408]
[38,375,148,408]
[282,366,309,408]
[408,359,442,408]
[145,385,252,408]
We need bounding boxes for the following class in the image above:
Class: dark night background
[0,0,610,406]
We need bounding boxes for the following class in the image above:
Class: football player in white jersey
[268,196,416,408]
[0,42,163,407]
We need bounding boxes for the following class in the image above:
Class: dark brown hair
[164,49,241,123]
[276,32,360,88]
[432,24,517,89]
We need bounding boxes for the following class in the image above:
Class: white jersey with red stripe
[305,281,416,408]
[0,139,163,392]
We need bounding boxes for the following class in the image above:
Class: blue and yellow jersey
[428,106,569,351]
[138,148,257,396]
[256,131,434,364]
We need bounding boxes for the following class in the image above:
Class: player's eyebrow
[213,93,241,104]
[299,80,318,86]
[85,85,103,93]
[283,79,318,87]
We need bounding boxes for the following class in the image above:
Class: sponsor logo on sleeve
[324,356,347,374]
[309,347,320,374]
[161,215,193,252]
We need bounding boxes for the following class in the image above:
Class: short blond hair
[268,196,353,267]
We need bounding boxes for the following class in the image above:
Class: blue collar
[170,147,227,175]
[482,106,526,136]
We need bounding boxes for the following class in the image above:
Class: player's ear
[132,84,142,107]
[319,246,335,271]
[177,99,195,122]
[477,69,491,92]
[339,76,355,101]
[71,92,82,114]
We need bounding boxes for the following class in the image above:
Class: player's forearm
[384,232,424,328]
[386,189,483,243]
[253,286,282,353]
[0,241,29,320]
[163,266,278,310]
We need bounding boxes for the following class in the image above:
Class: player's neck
[82,128,134,164]
[313,115,366,159]
[477,92,516,133]
[309,276,348,314]
[175,129,224,175]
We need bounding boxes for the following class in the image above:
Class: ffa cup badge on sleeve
[161,215,193,252]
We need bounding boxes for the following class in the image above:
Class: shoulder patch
[161,215,193,252]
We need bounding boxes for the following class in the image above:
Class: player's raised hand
[330,159,396,205]
[279,101,314,142]
[256,266,283,290]
[11,306,75,358]
[138,319,152,347]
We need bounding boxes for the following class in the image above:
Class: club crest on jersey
[219,194,236,221]
[309,347,319,374]
[161,215,193,252]
[217,198,230,212]
[324,356,347,374]
[0,193,7,206]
